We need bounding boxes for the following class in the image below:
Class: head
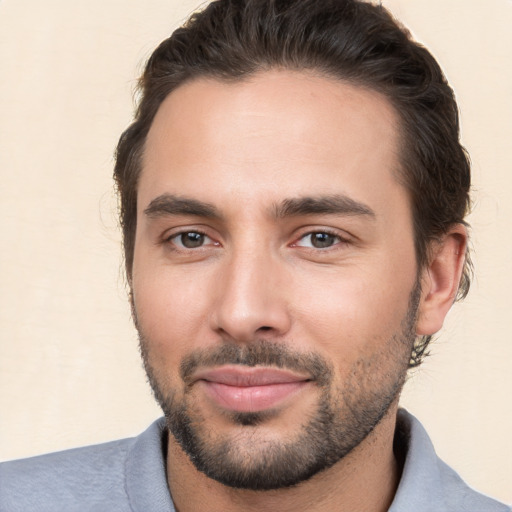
[115,0,471,367]
[114,0,470,492]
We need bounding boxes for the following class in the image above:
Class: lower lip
[201,380,309,413]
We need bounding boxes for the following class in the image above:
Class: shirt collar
[125,417,175,512]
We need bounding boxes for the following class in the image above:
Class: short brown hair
[114,0,471,366]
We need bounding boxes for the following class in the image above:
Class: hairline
[130,66,428,270]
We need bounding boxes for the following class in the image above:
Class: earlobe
[416,224,468,336]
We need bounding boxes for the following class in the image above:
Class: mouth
[192,366,312,413]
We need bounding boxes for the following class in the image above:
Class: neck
[166,406,401,512]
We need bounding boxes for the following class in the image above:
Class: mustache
[180,340,332,387]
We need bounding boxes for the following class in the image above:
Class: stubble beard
[136,284,420,491]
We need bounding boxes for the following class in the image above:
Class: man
[0,0,509,511]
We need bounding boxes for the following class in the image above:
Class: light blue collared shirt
[1,410,509,511]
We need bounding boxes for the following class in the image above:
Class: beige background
[0,0,511,504]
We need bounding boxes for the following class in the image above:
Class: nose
[210,248,292,343]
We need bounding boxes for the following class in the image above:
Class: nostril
[258,326,272,332]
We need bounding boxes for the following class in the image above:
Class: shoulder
[435,455,511,512]
[0,418,171,512]
[0,437,135,512]
[391,409,511,512]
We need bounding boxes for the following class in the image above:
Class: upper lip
[191,366,311,387]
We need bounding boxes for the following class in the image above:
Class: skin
[131,70,467,512]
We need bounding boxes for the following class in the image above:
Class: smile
[193,366,312,413]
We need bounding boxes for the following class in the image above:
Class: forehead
[140,70,405,219]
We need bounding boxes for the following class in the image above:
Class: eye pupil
[181,232,204,248]
[311,233,335,248]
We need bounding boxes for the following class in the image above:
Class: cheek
[132,268,213,366]
[290,261,416,363]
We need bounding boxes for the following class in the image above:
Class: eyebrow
[273,194,376,219]
[144,194,222,220]
[143,193,375,222]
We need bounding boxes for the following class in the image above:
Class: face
[132,71,420,490]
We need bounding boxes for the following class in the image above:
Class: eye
[295,231,344,249]
[168,231,215,249]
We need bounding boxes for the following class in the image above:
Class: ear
[416,224,468,336]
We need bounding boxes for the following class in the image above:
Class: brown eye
[296,232,341,249]
[310,233,337,248]
[180,232,205,248]
[167,231,213,249]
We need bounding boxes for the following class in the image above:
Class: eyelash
[164,229,218,251]
[293,229,350,251]
[163,227,350,254]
